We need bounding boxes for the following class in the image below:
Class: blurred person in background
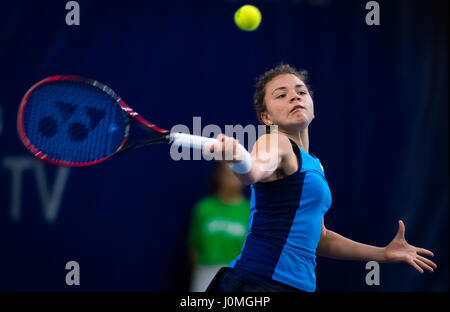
[188,162,250,292]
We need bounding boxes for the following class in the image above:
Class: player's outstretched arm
[317,219,437,273]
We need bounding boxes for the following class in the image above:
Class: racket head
[17,75,166,167]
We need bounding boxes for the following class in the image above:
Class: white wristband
[228,146,252,174]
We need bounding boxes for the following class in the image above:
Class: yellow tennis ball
[234,5,262,31]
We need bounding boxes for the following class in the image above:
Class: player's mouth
[290,104,305,113]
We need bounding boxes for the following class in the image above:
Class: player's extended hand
[204,134,242,163]
[384,220,437,273]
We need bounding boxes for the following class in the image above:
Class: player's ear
[260,112,272,126]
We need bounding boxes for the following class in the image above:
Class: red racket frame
[17,75,168,167]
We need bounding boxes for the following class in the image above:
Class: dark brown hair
[253,64,313,125]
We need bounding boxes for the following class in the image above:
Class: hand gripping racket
[17,75,252,173]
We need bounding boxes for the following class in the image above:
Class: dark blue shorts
[205,267,304,292]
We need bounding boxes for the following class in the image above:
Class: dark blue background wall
[0,0,448,291]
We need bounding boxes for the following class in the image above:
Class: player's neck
[280,128,309,153]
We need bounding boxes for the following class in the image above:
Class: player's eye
[276,94,286,99]
[298,91,306,95]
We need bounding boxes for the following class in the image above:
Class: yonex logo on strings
[38,102,106,142]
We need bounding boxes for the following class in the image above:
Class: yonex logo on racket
[37,101,106,142]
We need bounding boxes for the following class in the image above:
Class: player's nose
[289,94,301,103]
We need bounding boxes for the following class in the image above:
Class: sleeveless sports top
[229,139,332,291]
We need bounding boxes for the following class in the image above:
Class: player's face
[262,74,314,131]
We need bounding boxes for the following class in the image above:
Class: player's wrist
[228,145,252,174]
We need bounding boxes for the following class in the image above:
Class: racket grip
[168,132,252,174]
[169,132,218,150]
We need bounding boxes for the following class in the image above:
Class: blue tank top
[229,140,332,292]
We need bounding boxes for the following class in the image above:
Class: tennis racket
[17,75,252,172]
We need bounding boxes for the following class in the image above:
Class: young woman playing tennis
[204,64,437,292]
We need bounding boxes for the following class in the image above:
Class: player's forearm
[316,230,387,262]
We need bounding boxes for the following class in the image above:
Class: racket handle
[169,132,218,150]
[168,132,252,174]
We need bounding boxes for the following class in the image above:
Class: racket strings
[22,80,126,164]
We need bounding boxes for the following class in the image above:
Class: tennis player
[204,64,437,292]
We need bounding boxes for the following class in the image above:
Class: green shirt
[188,195,250,265]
